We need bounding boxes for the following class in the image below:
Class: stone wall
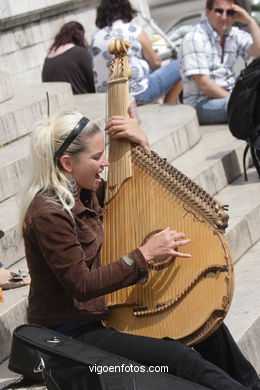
[0,0,70,19]
[0,0,99,86]
[0,0,149,87]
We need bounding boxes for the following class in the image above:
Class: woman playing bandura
[21,106,260,389]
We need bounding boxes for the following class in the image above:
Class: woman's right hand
[105,105,151,153]
[139,227,191,262]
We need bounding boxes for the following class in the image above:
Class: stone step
[0,135,30,203]
[0,367,45,390]
[73,92,106,120]
[172,124,247,196]
[0,82,73,146]
[0,359,22,387]
[0,196,24,268]
[171,124,260,261]
[0,258,29,364]
[225,238,260,374]
[217,167,260,263]
[138,103,201,161]
[0,72,14,104]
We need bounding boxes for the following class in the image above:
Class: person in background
[91,0,182,105]
[178,0,260,124]
[42,21,95,94]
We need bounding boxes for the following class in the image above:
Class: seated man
[178,0,260,124]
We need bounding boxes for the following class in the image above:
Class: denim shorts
[134,59,180,105]
[195,97,229,125]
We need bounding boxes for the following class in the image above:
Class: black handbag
[8,324,208,390]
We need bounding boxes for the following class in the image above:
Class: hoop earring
[69,177,78,201]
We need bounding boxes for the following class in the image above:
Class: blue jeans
[134,60,180,105]
[195,97,229,125]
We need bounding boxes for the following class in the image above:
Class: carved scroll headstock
[108,39,132,83]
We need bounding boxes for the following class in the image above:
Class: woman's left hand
[105,105,151,154]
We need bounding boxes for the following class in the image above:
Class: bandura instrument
[101,38,234,345]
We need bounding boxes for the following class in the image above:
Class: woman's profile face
[70,132,109,191]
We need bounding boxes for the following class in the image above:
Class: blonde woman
[21,109,260,389]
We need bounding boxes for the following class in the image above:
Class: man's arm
[232,4,260,57]
[192,75,231,99]
[246,18,260,57]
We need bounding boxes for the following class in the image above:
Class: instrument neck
[105,77,132,203]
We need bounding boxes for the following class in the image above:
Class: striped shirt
[179,19,253,107]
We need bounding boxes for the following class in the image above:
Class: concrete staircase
[0,74,74,388]
[0,83,260,388]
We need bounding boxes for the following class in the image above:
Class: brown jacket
[24,186,148,326]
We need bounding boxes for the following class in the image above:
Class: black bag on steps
[8,324,207,390]
[227,56,260,180]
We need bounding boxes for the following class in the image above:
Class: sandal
[0,269,31,290]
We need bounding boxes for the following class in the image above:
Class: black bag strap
[250,145,260,179]
[10,324,144,389]
[243,143,250,181]
[12,324,123,368]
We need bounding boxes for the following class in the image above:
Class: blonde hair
[20,110,101,230]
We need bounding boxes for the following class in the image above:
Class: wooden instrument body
[102,39,234,345]
[102,147,234,345]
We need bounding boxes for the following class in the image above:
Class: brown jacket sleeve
[30,207,148,302]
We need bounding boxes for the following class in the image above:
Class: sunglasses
[214,8,236,16]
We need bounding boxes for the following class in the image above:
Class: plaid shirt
[179,19,253,107]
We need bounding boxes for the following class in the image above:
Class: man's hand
[231,3,260,57]
[231,4,252,25]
